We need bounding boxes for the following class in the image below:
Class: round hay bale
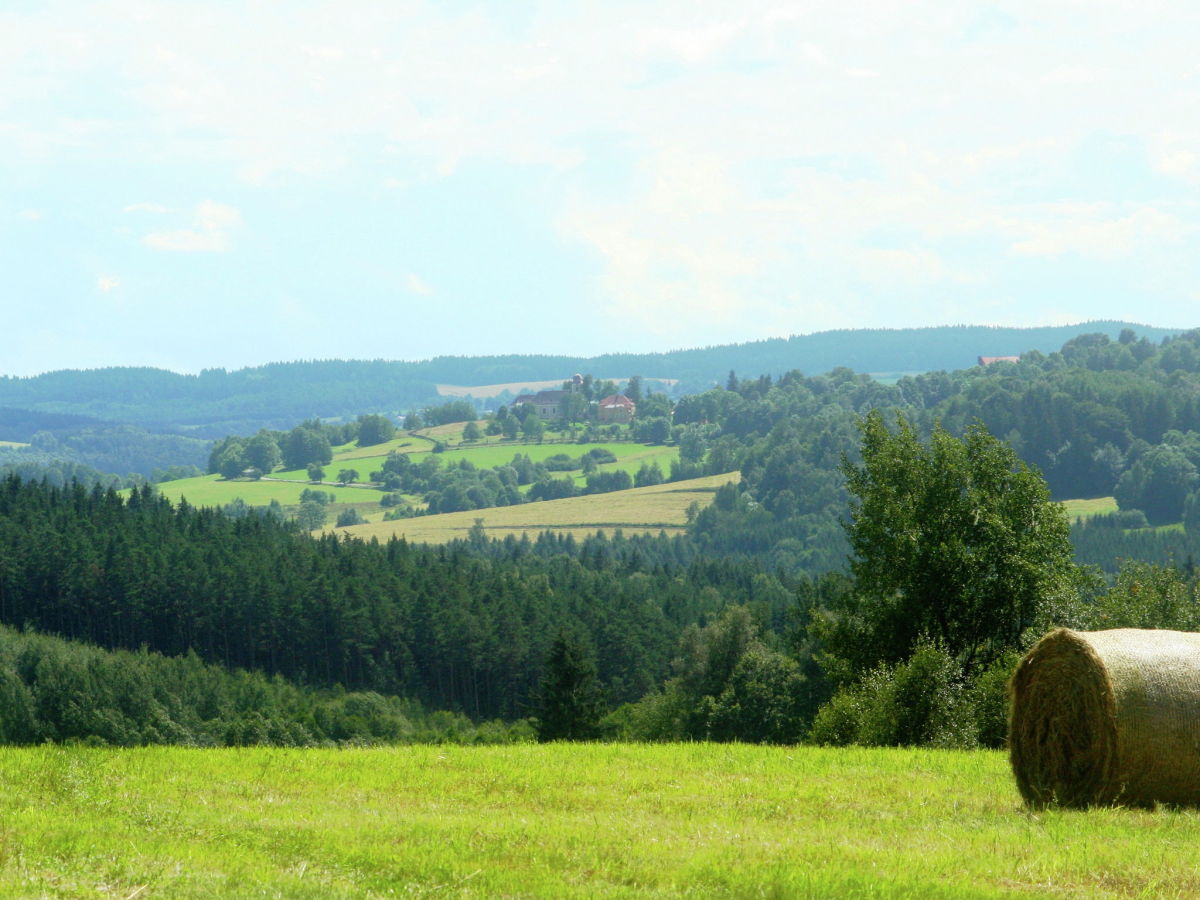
[1009,627,1200,808]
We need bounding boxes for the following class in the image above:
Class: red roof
[599,393,635,409]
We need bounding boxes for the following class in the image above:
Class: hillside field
[2,743,1196,898]
[333,472,737,543]
[1061,496,1118,522]
[154,435,683,531]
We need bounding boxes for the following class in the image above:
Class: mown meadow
[338,472,737,543]
[2,743,1197,898]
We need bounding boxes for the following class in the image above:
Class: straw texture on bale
[1009,627,1200,808]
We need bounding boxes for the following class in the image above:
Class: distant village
[511,374,637,424]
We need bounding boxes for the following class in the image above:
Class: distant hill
[0,361,441,438]
[409,321,1183,390]
[0,321,1182,437]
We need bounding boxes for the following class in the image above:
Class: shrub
[584,447,617,464]
[808,641,975,748]
[970,651,1019,749]
[542,453,580,472]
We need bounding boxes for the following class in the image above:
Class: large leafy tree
[832,411,1076,673]
[357,414,396,447]
[1114,444,1199,525]
[283,425,333,470]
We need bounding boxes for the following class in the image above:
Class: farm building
[512,389,567,420]
[597,394,636,424]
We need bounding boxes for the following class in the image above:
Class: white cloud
[143,200,242,252]
[17,208,43,221]
[1009,204,1190,259]
[855,248,954,287]
[124,202,171,213]
[1041,65,1103,86]
[404,272,433,296]
[3,0,1200,347]
[97,275,119,292]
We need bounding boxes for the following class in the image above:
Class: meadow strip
[2,744,1200,898]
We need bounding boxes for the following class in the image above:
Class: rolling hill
[0,322,1179,437]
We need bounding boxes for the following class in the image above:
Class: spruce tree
[535,630,606,741]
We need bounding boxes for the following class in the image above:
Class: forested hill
[0,322,1177,437]
[408,321,1180,388]
[0,361,441,437]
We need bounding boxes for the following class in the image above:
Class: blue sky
[4,1,1200,377]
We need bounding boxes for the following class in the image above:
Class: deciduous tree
[831,411,1076,673]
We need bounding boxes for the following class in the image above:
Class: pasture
[1061,496,1118,522]
[333,472,735,543]
[150,474,379,510]
[157,436,680,530]
[2,743,1196,898]
[428,440,676,473]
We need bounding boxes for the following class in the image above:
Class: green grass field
[152,475,379,509]
[2,743,1197,898]
[335,472,737,543]
[1061,496,1118,521]
[430,441,678,484]
[162,438,678,527]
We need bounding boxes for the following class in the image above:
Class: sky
[4,0,1200,377]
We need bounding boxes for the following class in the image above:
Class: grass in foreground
[333,472,737,543]
[2,743,1198,898]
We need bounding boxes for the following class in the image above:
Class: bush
[584,447,617,464]
[542,453,580,472]
[528,477,578,501]
[612,686,692,742]
[970,651,1019,749]
[808,686,866,746]
[808,641,975,748]
[584,470,633,494]
[336,508,365,527]
[707,646,807,744]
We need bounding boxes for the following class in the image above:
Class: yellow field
[332,472,740,543]
[435,378,679,398]
[436,379,568,398]
[0,440,29,448]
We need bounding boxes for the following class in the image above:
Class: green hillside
[154,431,682,529]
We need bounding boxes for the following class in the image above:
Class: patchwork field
[155,434,682,532]
[334,472,737,543]
[2,743,1196,898]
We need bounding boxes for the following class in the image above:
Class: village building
[512,389,568,420]
[978,355,1021,366]
[597,393,636,424]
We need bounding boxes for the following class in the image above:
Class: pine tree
[535,629,606,741]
